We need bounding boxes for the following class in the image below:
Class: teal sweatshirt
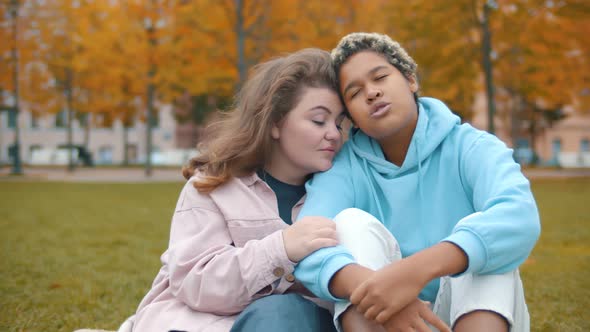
[294,97,541,303]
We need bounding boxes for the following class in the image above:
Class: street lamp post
[10,0,22,175]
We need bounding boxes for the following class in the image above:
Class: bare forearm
[341,242,467,327]
[409,242,468,282]
[329,264,374,299]
[329,243,466,300]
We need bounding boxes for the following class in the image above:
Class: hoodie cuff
[442,229,487,275]
[294,246,355,302]
[318,254,355,302]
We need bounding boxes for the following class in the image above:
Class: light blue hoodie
[294,97,541,303]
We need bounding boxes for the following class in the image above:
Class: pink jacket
[132,172,330,332]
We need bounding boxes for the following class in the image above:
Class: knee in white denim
[333,208,381,233]
[333,208,401,265]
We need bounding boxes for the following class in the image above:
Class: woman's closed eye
[336,117,345,131]
[313,119,343,131]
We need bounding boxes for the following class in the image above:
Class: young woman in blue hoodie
[293,33,541,332]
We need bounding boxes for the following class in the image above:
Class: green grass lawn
[0,178,589,332]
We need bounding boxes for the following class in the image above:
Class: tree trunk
[235,0,246,89]
[144,1,157,177]
[509,93,518,149]
[146,81,155,176]
[123,124,129,166]
[83,113,90,148]
[65,67,75,172]
[529,107,538,165]
[480,1,497,135]
[10,0,22,175]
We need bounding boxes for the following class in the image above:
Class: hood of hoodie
[348,97,460,176]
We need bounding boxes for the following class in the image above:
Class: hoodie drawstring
[363,158,386,223]
[416,140,424,204]
[416,139,430,246]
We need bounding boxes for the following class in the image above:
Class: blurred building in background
[2,97,588,168]
[0,104,198,167]
[472,92,590,168]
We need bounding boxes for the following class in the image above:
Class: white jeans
[332,208,530,332]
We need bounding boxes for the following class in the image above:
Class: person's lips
[370,102,391,118]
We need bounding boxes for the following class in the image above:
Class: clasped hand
[349,260,451,331]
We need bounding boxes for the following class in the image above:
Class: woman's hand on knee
[382,299,450,332]
[282,216,338,262]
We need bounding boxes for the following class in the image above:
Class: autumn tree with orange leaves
[491,0,590,161]
[1,0,588,167]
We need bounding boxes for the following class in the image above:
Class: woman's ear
[271,123,280,139]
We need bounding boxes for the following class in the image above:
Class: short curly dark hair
[331,32,419,100]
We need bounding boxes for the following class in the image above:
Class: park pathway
[1,166,590,183]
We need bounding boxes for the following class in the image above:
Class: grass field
[0,178,589,332]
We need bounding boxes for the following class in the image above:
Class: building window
[125,144,138,164]
[514,138,533,165]
[149,110,160,128]
[97,146,114,164]
[150,146,161,165]
[7,144,19,162]
[31,113,40,128]
[551,138,562,159]
[8,110,17,129]
[581,138,590,153]
[29,145,42,162]
[515,138,530,149]
[55,110,67,128]
[78,113,89,128]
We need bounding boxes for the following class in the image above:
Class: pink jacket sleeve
[164,182,296,315]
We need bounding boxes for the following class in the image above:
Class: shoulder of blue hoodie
[409,98,540,276]
[443,121,541,276]
[294,97,541,301]
[414,98,540,275]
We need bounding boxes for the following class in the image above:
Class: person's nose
[366,85,382,102]
[325,122,342,142]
